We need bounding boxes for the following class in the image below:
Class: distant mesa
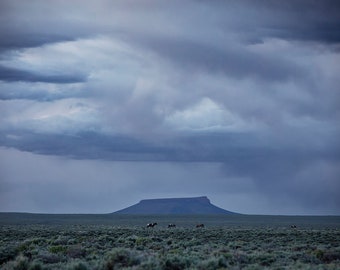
[113,196,238,215]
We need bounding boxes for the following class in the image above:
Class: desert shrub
[67,238,77,245]
[138,257,161,270]
[102,248,140,270]
[67,245,86,258]
[2,254,29,270]
[48,245,67,254]
[66,260,89,270]
[219,251,233,263]
[30,238,44,245]
[161,255,190,270]
[242,264,263,270]
[16,241,31,253]
[135,237,150,247]
[233,251,250,265]
[197,256,228,270]
[314,249,340,263]
[28,261,43,270]
[297,252,321,264]
[38,251,64,264]
[253,253,276,266]
[0,245,18,265]
[53,236,69,245]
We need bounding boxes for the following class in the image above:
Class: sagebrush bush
[2,255,29,270]
[161,255,191,270]
[103,248,140,270]
[0,245,17,265]
[67,245,86,258]
[28,261,43,270]
[66,260,89,270]
[197,256,228,270]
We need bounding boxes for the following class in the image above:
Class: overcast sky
[0,0,339,215]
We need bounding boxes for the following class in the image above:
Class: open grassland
[0,214,339,269]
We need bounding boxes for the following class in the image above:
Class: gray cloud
[132,36,305,82]
[0,32,76,52]
[0,65,86,84]
[212,0,340,44]
[0,0,339,214]
[0,83,83,101]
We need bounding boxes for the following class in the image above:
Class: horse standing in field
[168,223,176,228]
[146,222,158,228]
[196,224,204,228]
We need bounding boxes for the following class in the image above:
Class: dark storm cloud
[0,65,86,84]
[0,32,76,52]
[213,0,340,44]
[0,131,165,161]
[0,1,90,52]
[1,0,339,55]
[134,36,304,81]
[1,129,337,163]
[118,0,340,83]
[0,88,79,101]
[0,0,339,214]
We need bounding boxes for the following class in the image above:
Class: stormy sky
[0,0,339,215]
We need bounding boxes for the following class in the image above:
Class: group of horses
[147,223,297,229]
[146,222,205,228]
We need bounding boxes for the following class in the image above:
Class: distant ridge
[113,196,238,215]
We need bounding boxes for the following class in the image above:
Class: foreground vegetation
[0,215,339,269]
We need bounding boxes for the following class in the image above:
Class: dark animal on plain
[147,222,158,228]
[168,223,176,228]
[196,224,204,228]
[290,225,297,229]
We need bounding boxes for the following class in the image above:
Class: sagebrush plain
[0,214,339,269]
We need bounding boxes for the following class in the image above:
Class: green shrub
[28,261,43,270]
[314,249,340,263]
[0,245,17,265]
[135,237,150,247]
[198,256,228,270]
[16,242,30,253]
[161,255,190,270]
[2,255,29,270]
[254,253,276,266]
[66,260,89,270]
[67,245,85,258]
[103,248,140,270]
[49,245,67,254]
[38,252,64,264]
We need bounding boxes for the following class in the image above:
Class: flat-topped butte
[114,196,237,214]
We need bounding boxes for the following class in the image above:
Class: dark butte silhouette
[113,196,238,215]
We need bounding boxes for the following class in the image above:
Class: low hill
[113,196,237,215]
